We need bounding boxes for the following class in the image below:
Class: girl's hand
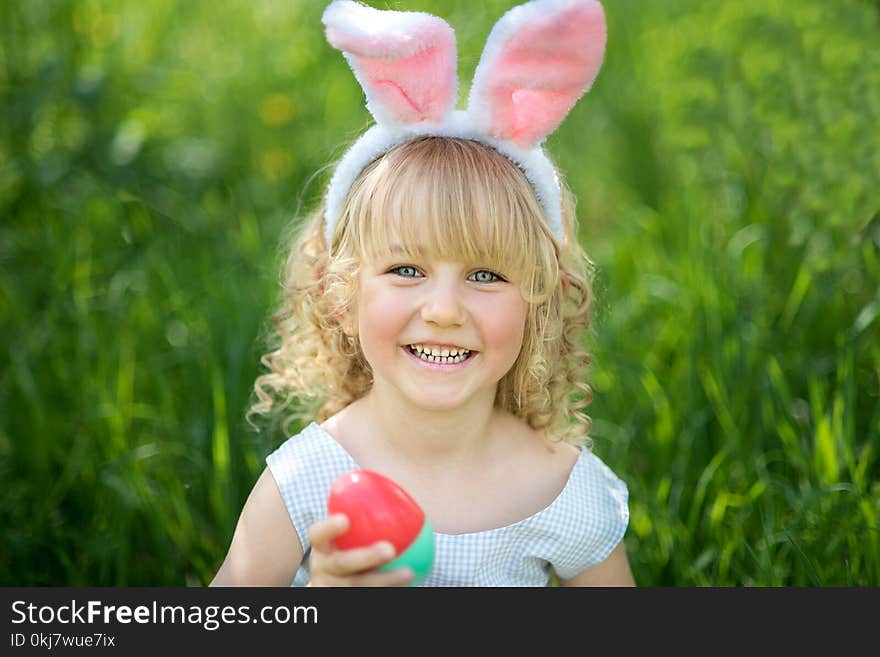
[305,514,415,587]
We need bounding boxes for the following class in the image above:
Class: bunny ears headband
[321,0,607,244]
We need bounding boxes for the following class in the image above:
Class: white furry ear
[322,0,458,127]
[467,0,606,147]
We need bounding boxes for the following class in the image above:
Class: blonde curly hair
[249,136,597,447]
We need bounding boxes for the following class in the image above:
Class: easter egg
[328,469,435,586]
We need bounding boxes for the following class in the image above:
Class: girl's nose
[420,280,466,327]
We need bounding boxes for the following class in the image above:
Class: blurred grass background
[1,0,878,586]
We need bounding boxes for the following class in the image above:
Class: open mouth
[404,344,476,365]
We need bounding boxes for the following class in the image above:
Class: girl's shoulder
[499,413,582,476]
[507,415,628,524]
[513,421,629,578]
[470,415,583,522]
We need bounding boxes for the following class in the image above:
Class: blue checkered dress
[267,422,629,586]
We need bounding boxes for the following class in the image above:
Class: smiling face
[352,245,529,413]
[330,136,563,415]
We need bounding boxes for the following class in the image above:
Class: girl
[211,0,634,587]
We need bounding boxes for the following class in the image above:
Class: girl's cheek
[494,317,526,354]
[362,289,410,332]
[484,295,527,339]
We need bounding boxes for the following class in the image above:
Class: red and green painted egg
[327,469,435,586]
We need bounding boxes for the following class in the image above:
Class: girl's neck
[350,386,502,468]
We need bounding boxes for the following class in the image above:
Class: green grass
[1,0,878,586]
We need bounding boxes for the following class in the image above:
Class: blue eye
[390,265,421,278]
[470,270,503,283]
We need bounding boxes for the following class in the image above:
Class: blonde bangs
[336,137,560,303]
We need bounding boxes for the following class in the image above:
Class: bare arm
[210,468,303,586]
[558,540,636,587]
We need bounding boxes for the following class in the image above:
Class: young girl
[211,0,634,587]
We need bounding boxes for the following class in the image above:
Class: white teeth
[409,344,470,357]
[407,344,471,364]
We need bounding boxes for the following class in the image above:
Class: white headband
[321,0,607,244]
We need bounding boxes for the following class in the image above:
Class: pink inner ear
[356,44,455,124]
[326,20,456,126]
[486,3,606,146]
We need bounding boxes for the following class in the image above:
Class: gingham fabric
[267,421,629,587]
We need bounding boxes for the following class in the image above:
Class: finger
[307,514,349,554]
[325,541,396,576]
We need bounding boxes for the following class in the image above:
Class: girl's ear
[340,313,357,337]
[467,0,607,148]
[322,0,458,128]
